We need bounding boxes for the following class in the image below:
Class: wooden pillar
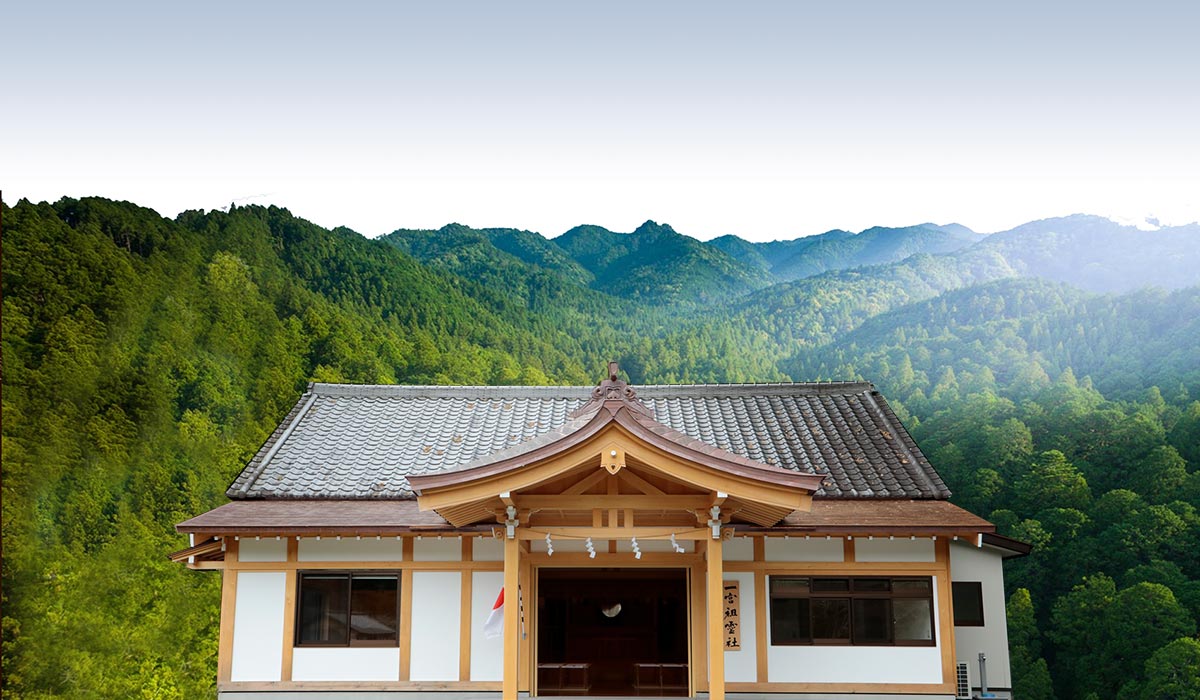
[280,538,298,681]
[503,535,521,700]
[217,538,239,684]
[706,537,725,700]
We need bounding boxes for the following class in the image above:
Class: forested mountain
[710,222,983,282]
[3,196,1200,699]
[553,220,772,304]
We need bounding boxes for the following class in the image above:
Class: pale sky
[4,1,1198,240]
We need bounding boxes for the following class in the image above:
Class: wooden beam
[617,469,665,495]
[502,536,520,700]
[706,537,725,700]
[725,681,957,694]
[526,551,702,565]
[562,469,607,495]
[219,680,503,692]
[516,526,711,540]
[608,476,618,552]
[843,536,856,562]
[194,560,503,572]
[511,494,714,510]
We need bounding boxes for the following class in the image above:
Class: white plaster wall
[409,571,462,681]
[413,536,463,561]
[473,537,504,561]
[722,571,757,682]
[291,648,400,681]
[765,574,944,684]
[297,538,405,562]
[471,571,504,681]
[238,538,288,562]
[722,537,754,561]
[951,543,1012,690]
[764,536,844,562]
[231,572,286,681]
[854,537,936,563]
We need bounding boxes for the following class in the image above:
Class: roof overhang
[407,374,823,528]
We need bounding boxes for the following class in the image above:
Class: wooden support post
[936,538,957,688]
[460,537,473,682]
[281,538,298,681]
[753,537,768,683]
[217,538,238,683]
[399,568,414,681]
[706,536,725,700]
[503,535,520,700]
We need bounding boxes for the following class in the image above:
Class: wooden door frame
[530,560,697,698]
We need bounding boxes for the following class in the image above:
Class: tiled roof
[227,382,950,501]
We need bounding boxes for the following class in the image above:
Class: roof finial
[570,361,652,418]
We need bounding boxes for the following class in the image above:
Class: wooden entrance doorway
[537,568,689,697]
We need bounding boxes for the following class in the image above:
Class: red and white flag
[483,588,504,639]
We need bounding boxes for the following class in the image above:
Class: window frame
[294,570,402,648]
[951,581,985,627]
[768,575,937,648]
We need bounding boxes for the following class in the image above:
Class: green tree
[1135,637,1200,700]
[1008,588,1055,700]
[1014,450,1092,515]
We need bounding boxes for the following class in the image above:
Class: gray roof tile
[227,381,950,500]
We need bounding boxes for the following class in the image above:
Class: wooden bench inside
[538,662,592,696]
[633,662,688,696]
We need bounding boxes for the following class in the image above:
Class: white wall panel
[413,537,462,561]
[291,648,400,681]
[473,537,504,561]
[722,537,754,561]
[854,537,936,562]
[410,571,462,681]
[297,538,405,562]
[238,538,287,562]
[471,571,505,681]
[951,543,1012,689]
[231,572,286,681]
[764,536,844,562]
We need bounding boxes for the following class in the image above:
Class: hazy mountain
[710,223,983,282]
[968,214,1200,293]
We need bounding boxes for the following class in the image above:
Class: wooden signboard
[722,580,741,650]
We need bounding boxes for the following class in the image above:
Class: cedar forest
[3,196,1200,699]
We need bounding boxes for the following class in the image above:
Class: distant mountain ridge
[390,215,1200,310]
[711,222,984,282]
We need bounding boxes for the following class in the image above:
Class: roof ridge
[308,380,876,398]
